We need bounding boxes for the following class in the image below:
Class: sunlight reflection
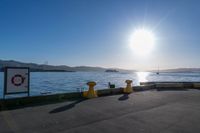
[136,72,149,83]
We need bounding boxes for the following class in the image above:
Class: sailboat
[156,66,159,75]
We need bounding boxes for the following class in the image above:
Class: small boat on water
[156,66,160,75]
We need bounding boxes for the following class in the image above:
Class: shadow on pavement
[118,94,129,101]
[49,98,86,114]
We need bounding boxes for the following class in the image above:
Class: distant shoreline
[31,70,76,72]
[0,69,76,72]
[1,59,200,73]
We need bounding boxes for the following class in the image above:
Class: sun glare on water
[129,28,156,56]
[136,72,149,83]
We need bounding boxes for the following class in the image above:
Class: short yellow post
[83,81,98,98]
[123,80,133,93]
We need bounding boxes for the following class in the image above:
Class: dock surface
[0,89,200,133]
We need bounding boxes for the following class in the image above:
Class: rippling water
[0,71,200,98]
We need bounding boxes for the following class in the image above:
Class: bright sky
[0,0,200,70]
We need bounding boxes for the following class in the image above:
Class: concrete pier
[0,89,200,133]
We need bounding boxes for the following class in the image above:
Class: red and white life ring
[11,74,25,86]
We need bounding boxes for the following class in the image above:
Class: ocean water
[0,71,200,98]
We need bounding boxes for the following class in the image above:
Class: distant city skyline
[1,0,200,70]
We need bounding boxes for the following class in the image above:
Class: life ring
[11,74,25,86]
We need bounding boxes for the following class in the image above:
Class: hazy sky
[1,0,200,70]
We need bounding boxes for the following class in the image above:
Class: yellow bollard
[83,91,88,97]
[83,81,98,98]
[123,80,133,93]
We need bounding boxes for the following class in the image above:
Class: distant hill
[0,60,74,72]
[0,59,133,72]
[1,60,200,73]
[152,68,200,73]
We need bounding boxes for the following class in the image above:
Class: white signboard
[4,67,30,95]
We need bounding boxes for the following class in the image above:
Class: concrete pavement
[0,89,200,133]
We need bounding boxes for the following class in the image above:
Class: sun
[129,28,156,56]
